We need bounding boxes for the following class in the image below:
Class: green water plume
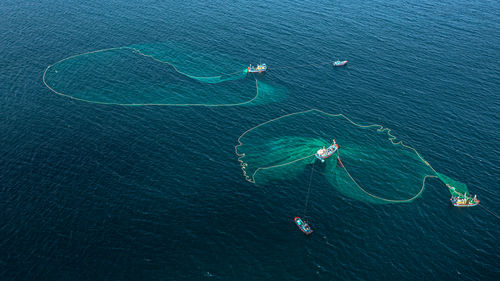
[436,173,471,198]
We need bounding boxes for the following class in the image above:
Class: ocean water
[1,0,499,280]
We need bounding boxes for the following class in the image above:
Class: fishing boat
[333,60,348,67]
[315,139,339,163]
[450,195,479,207]
[248,63,267,73]
[294,217,313,235]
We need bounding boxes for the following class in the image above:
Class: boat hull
[333,60,348,67]
[294,217,313,235]
[315,144,339,162]
[451,203,479,207]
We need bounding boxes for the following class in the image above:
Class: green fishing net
[436,173,471,198]
[236,109,470,204]
[43,42,284,106]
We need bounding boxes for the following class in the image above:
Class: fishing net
[236,109,470,204]
[43,42,284,106]
[436,173,471,198]
[237,136,323,183]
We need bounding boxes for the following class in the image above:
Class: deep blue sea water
[1,0,499,280]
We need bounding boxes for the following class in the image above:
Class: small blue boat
[333,60,348,67]
[294,217,313,235]
[315,139,339,163]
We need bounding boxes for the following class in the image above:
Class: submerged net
[436,173,471,198]
[237,136,324,183]
[43,42,284,106]
[236,109,471,204]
